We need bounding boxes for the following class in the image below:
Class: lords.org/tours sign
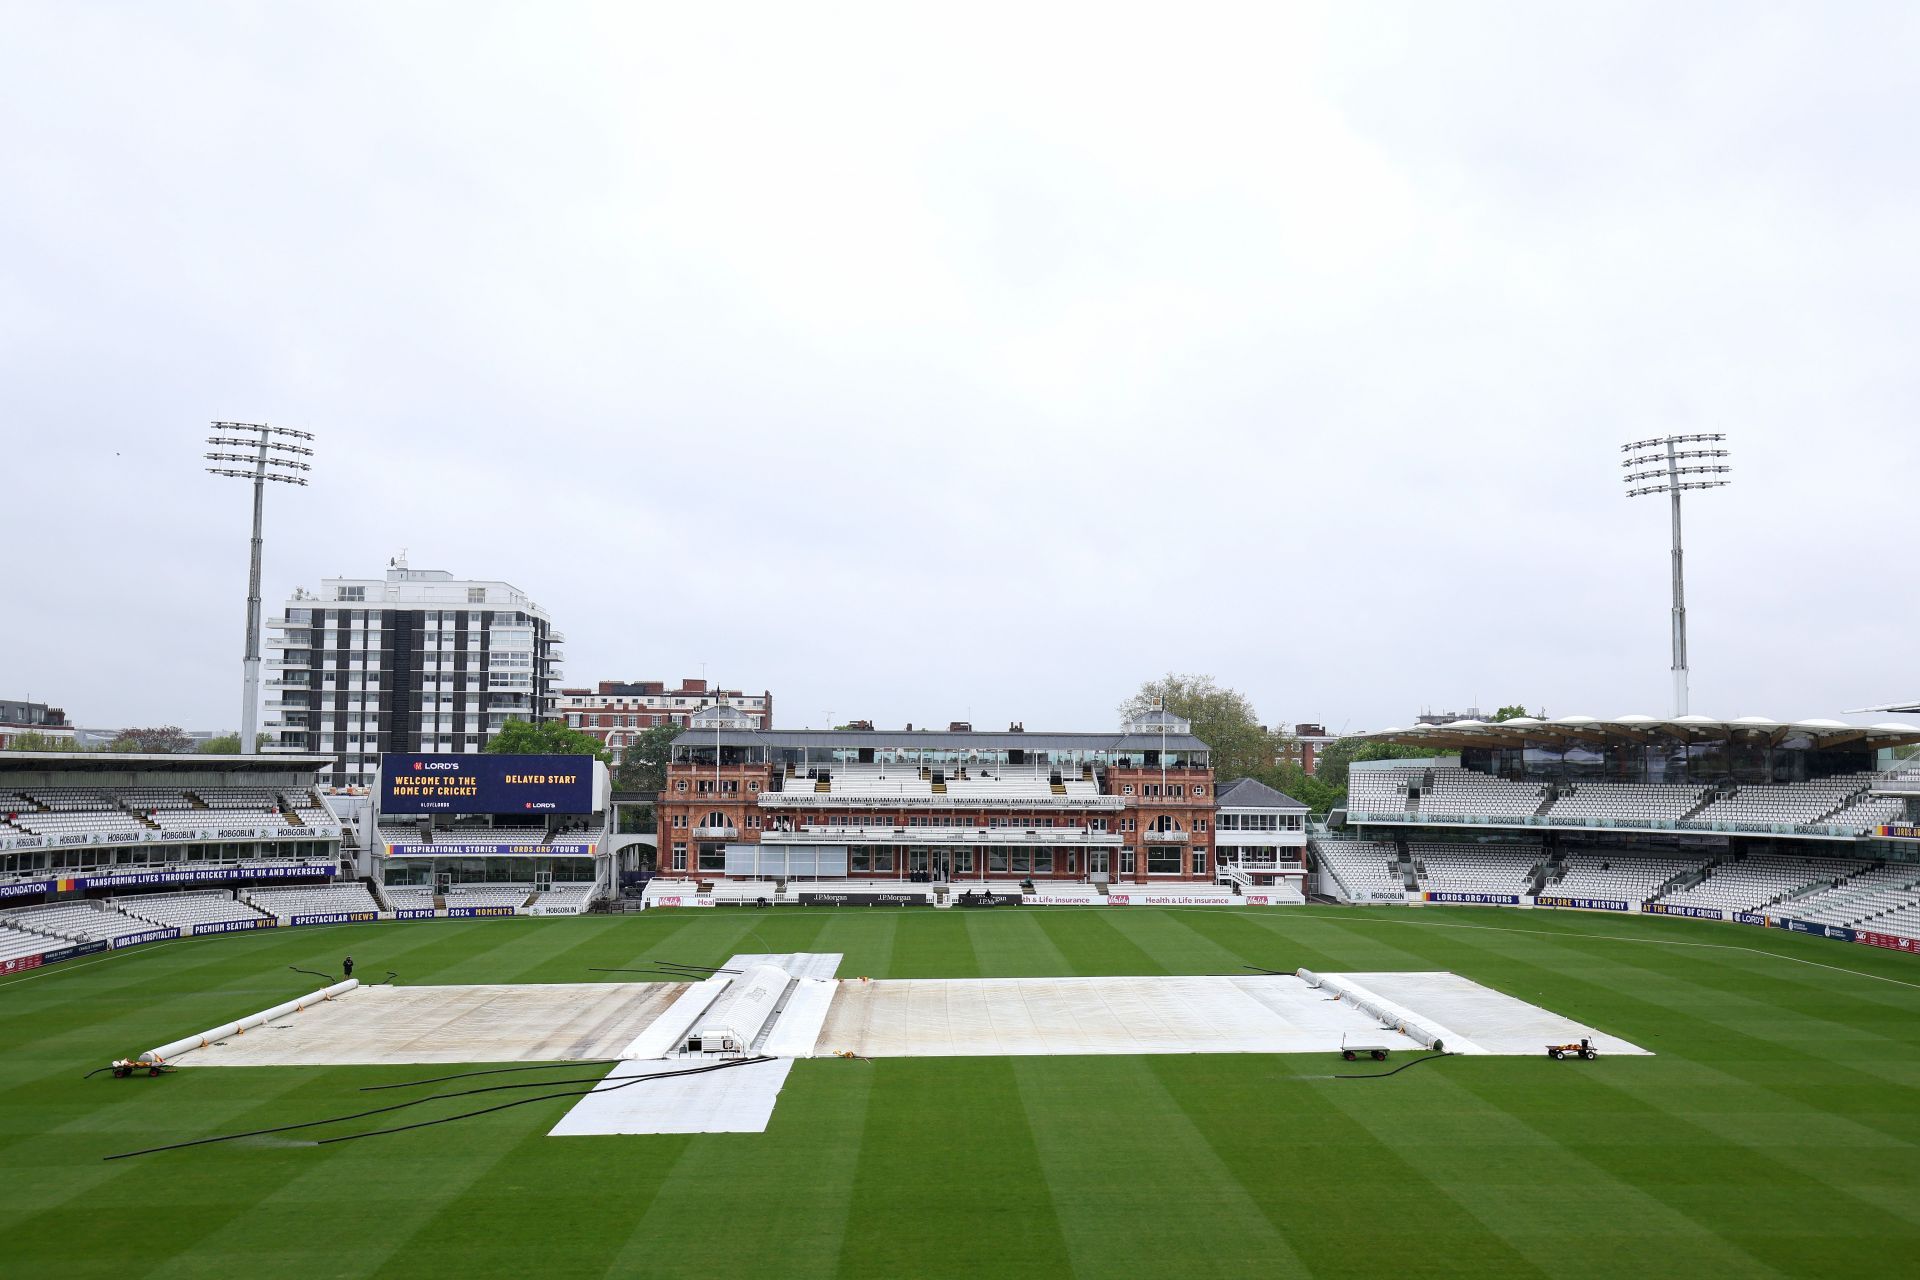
[380,753,592,815]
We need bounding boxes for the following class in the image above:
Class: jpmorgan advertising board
[380,754,593,815]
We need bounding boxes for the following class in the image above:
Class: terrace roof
[1359,715,1920,751]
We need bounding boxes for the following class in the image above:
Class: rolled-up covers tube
[686,965,791,1054]
[1296,968,1461,1053]
[140,979,358,1064]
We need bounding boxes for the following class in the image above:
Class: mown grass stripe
[1145,1052,1550,1277]
[1013,1054,1312,1279]
[1309,1062,1789,1278]
[839,1058,1076,1279]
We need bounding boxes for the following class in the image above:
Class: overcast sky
[4,2,1916,737]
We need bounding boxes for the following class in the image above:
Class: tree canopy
[1491,704,1535,722]
[197,732,273,754]
[1243,758,1343,816]
[1311,735,1435,792]
[109,726,194,754]
[1120,674,1275,783]
[0,730,81,752]
[611,724,677,794]
[483,718,611,763]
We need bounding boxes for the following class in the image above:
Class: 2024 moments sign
[380,753,593,815]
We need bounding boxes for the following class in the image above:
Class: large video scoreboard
[380,753,593,814]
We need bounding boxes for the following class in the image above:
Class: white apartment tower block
[264,561,563,788]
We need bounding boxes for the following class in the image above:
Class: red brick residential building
[657,706,1216,883]
[557,679,772,762]
[1276,722,1338,775]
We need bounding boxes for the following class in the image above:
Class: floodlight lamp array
[1627,479,1730,497]
[1623,464,1732,487]
[1620,448,1729,468]
[205,453,310,470]
[210,420,313,440]
[1620,433,1725,452]
[204,421,317,482]
[205,467,309,486]
[1620,433,1728,449]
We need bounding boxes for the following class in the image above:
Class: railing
[759,792,1124,809]
[1142,830,1187,843]
[692,825,738,839]
[1346,807,1880,840]
[761,827,1123,845]
[1214,833,1309,847]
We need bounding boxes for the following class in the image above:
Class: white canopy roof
[1361,715,1920,750]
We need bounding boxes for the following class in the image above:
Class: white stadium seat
[1310,838,1405,900]
[245,884,380,918]
[1409,841,1541,895]
[112,890,273,929]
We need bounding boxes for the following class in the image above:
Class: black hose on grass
[360,1060,619,1091]
[103,1055,774,1161]
[1332,1051,1451,1080]
[316,1055,774,1146]
[289,966,337,983]
[1241,965,1287,976]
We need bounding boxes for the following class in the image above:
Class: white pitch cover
[549,1057,796,1136]
[1319,971,1649,1056]
[619,975,731,1060]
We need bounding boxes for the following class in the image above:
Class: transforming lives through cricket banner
[0,863,337,901]
[0,906,373,974]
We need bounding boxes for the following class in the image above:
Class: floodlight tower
[205,422,315,755]
[1621,434,1732,717]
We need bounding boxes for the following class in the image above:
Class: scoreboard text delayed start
[379,753,593,814]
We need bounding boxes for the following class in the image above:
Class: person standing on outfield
[343,956,354,978]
